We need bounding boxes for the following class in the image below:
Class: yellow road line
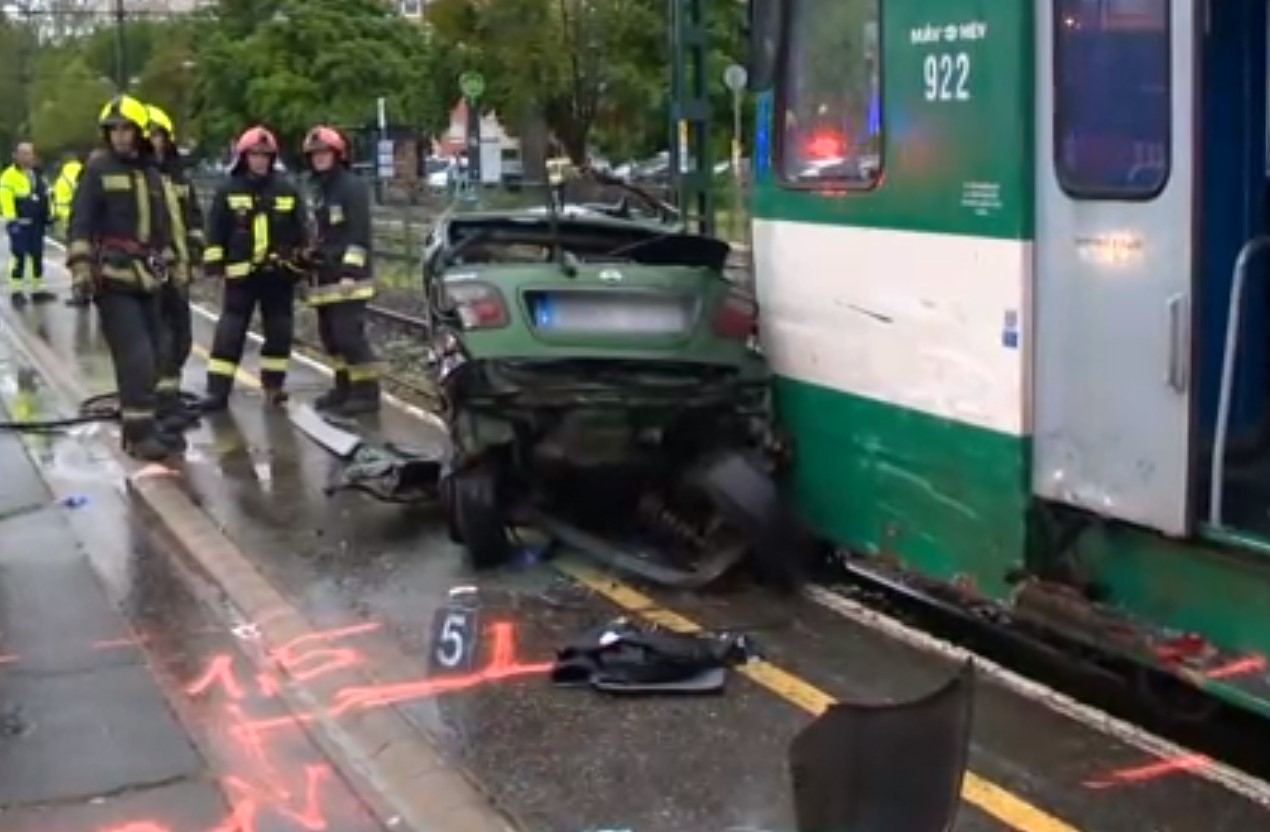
[188,341,1082,832]
[559,560,1083,832]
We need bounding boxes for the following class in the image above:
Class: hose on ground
[0,391,203,432]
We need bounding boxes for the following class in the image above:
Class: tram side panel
[752,0,1034,600]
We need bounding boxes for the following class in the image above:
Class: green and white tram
[747,0,1270,714]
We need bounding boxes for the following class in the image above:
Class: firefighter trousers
[316,299,379,405]
[156,281,192,414]
[95,289,162,443]
[206,271,294,400]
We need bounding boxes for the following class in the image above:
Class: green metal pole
[667,0,713,236]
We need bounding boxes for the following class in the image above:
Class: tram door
[1033,0,1195,536]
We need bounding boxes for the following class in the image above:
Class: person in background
[302,125,381,415]
[51,152,82,235]
[1,141,53,303]
[146,103,204,432]
[200,125,308,412]
[66,95,185,461]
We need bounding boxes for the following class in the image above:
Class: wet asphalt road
[3,259,1270,831]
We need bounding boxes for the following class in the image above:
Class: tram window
[1053,0,1171,199]
[777,0,881,188]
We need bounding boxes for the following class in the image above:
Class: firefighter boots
[313,368,350,412]
[121,421,171,463]
[328,379,380,416]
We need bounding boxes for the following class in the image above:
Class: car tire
[689,450,813,592]
[450,462,513,569]
[440,473,463,544]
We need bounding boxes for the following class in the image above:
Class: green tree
[134,28,199,143]
[81,18,169,89]
[192,0,437,158]
[28,55,113,156]
[425,0,747,164]
[0,16,41,150]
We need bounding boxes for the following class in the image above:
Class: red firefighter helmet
[230,125,279,174]
[302,125,348,163]
[234,125,278,156]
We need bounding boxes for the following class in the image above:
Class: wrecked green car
[422,190,806,589]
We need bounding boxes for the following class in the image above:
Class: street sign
[376,139,394,178]
[459,71,486,101]
[723,63,748,93]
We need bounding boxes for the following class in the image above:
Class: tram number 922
[923,52,971,102]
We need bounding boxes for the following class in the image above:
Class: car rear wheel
[449,461,513,569]
[688,450,813,592]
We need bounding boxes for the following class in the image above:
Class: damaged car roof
[438,206,734,271]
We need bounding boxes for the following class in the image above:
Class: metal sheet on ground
[6,260,1270,831]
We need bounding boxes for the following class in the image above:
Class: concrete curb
[0,303,519,832]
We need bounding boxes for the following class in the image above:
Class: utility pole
[113,0,127,92]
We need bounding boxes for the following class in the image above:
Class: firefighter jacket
[65,149,181,294]
[52,161,81,222]
[0,164,50,227]
[202,172,308,280]
[308,166,373,306]
[155,153,204,281]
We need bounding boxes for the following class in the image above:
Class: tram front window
[778,0,881,187]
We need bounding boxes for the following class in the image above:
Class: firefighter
[146,103,204,430]
[200,125,308,411]
[302,125,380,415]
[52,152,82,232]
[66,95,185,462]
[1,141,53,303]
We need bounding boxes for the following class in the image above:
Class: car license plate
[529,291,694,336]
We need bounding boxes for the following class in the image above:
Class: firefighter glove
[70,263,94,301]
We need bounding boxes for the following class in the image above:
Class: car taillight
[444,281,508,329]
[713,290,757,340]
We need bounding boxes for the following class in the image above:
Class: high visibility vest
[52,161,82,221]
[0,164,48,224]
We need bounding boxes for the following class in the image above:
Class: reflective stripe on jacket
[0,164,49,224]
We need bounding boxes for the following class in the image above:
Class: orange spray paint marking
[1084,753,1211,789]
[96,619,549,832]
[256,672,282,698]
[0,653,19,665]
[211,765,332,832]
[329,621,552,715]
[185,654,246,701]
[1206,655,1267,680]
[271,622,381,683]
